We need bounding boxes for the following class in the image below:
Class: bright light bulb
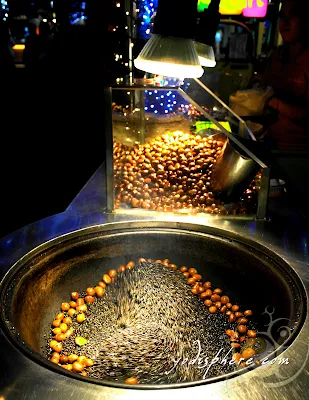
[134,59,203,79]
[134,34,204,79]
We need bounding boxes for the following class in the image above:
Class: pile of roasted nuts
[48,262,136,381]
[48,258,258,381]
[114,131,260,214]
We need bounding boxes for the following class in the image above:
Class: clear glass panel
[180,77,255,140]
[112,81,262,217]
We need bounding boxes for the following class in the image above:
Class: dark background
[0,0,125,238]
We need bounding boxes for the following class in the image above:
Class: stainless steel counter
[0,163,308,399]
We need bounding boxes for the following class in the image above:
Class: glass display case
[104,78,270,219]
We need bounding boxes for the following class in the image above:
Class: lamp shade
[134,34,204,78]
[194,41,216,67]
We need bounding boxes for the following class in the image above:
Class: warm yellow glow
[194,42,216,68]
[13,44,25,50]
[198,56,216,68]
[134,58,204,79]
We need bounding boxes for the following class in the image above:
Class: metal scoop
[210,134,267,202]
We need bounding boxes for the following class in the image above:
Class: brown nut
[103,274,112,285]
[228,314,236,323]
[220,296,230,304]
[108,269,117,278]
[238,325,247,334]
[188,268,197,276]
[244,310,253,317]
[192,274,202,281]
[211,294,221,302]
[237,318,248,325]
[187,277,196,285]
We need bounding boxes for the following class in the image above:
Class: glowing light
[69,3,88,25]
[144,77,190,116]
[138,1,193,116]
[134,35,203,79]
[194,42,216,67]
[198,56,216,67]
[135,59,203,78]
[136,0,158,39]
[197,0,211,12]
[198,0,267,17]
[219,0,245,15]
[1,0,9,19]
[243,0,268,18]
[13,44,25,50]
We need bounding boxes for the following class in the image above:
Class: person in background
[262,0,309,152]
[256,0,309,222]
[37,19,53,66]
[23,22,40,69]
